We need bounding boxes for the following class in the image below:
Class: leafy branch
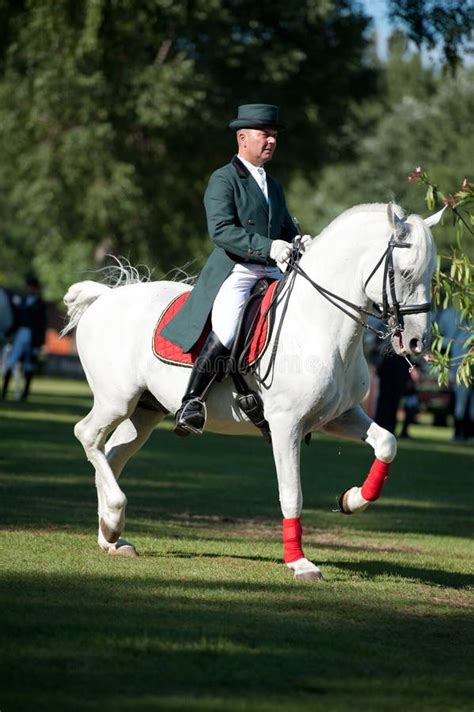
[408,167,473,386]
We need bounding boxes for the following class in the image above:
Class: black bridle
[255,232,432,385]
[288,233,431,341]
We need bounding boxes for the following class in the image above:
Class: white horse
[64,203,442,580]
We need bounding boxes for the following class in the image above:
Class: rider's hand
[270,239,292,267]
[294,234,313,252]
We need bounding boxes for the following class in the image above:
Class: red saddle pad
[153,281,279,368]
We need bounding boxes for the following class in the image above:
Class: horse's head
[364,203,440,358]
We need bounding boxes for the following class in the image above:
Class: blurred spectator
[0,286,14,347]
[1,275,47,401]
[399,366,420,439]
[0,286,14,376]
[364,315,418,435]
[435,307,473,442]
[375,352,413,434]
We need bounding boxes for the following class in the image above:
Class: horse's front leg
[270,417,323,581]
[322,405,397,514]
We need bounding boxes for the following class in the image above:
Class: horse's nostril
[409,338,422,354]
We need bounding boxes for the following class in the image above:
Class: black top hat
[229,104,284,130]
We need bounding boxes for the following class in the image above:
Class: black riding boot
[174,332,229,436]
[1,368,12,400]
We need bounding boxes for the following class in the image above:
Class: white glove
[269,239,292,267]
[294,234,313,252]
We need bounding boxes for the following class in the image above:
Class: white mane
[315,202,435,285]
[317,203,403,238]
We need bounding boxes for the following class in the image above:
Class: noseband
[288,232,431,340]
[363,235,431,335]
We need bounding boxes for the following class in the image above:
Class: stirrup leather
[174,397,207,436]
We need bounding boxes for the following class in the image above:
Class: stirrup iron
[174,398,207,436]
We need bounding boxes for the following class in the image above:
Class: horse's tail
[62,257,151,335]
[62,281,111,335]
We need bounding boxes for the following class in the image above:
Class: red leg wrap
[361,458,391,501]
[282,517,304,563]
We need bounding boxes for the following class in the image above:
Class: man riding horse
[162,103,313,436]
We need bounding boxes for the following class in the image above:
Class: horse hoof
[287,558,323,581]
[294,569,324,581]
[338,486,369,515]
[337,487,353,515]
[99,517,120,544]
[107,539,138,557]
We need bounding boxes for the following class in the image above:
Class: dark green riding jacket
[161,156,298,352]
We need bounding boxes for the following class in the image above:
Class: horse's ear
[387,202,408,239]
[424,205,447,228]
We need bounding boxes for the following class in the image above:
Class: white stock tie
[257,167,268,202]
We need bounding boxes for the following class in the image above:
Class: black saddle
[225,278,277,444]
[229,278,276,374]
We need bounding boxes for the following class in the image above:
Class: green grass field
[0,378,473,711]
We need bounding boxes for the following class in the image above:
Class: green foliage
[409,169,473,387]
[287,34,473,388]
[291,57,474,258]
[0,0,377,300]
[388,0,474,73]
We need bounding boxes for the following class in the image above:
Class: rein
[289,234,431,339]
[257,233,431,385]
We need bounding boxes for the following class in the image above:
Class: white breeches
[211,263,282,348]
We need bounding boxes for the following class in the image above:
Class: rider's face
[238,128,278,166]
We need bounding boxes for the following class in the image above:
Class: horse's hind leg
[322,405,397,514]
[98,405,166,555]
[74,399,133,548]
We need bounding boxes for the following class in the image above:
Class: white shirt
[237,155,268,202]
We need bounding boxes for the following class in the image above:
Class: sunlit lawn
[0,377,472,711]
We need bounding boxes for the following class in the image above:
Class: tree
[0,0,378,299]
[388,0,474,74]
[286,37,473,386]
[289,54,474,260]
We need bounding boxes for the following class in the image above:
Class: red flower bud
[443,195,457,208]
[408,166,424,183]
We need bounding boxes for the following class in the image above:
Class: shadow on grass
[332,560,474,589]
[144,551,474,589]
[147,550,277,564]
[1,392,473,541]
[0,570,472,711]
[1,389,92,419]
